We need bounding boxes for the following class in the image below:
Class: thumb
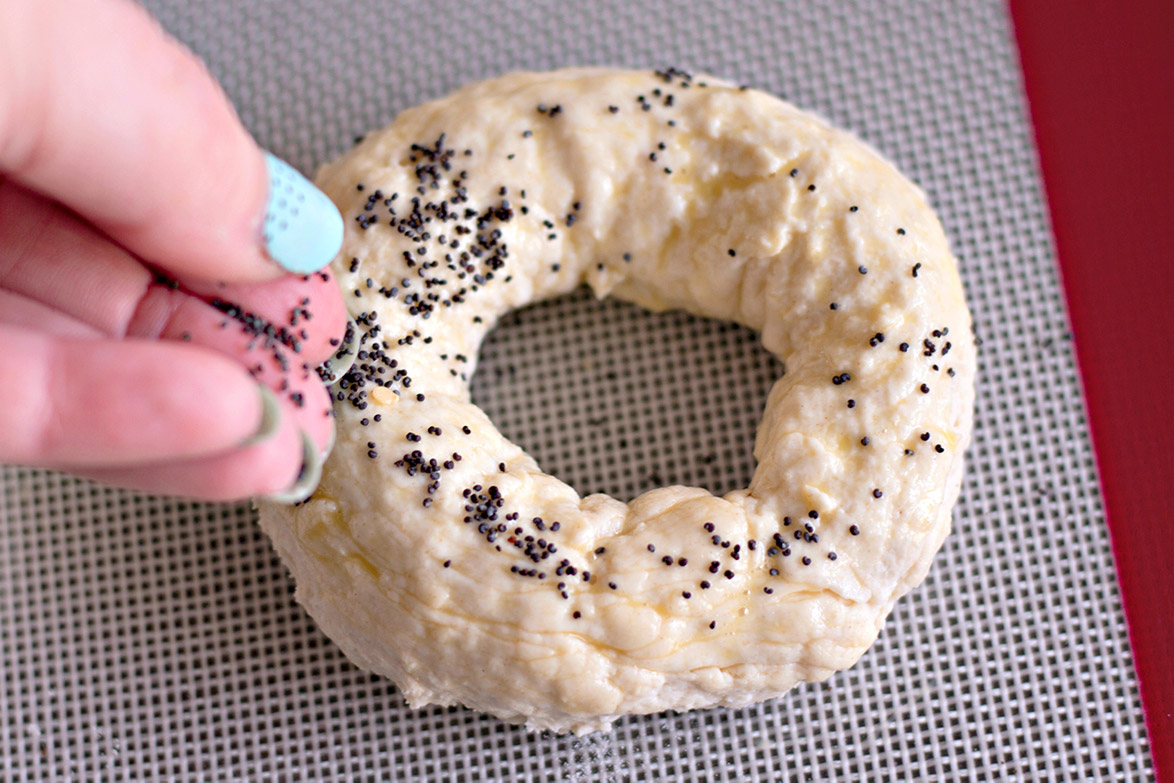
[0,0,342,282]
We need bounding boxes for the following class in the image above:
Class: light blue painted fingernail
[263,152,344,274]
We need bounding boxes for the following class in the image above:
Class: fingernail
[321,420,337,461]
[262,152,344,275]
[240,383,282,448]
[264,431,324,505]
[318,317,359,384]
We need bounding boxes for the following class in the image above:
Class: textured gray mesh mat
[0,0,1155,779]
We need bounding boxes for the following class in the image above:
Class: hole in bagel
[471,286,784,503]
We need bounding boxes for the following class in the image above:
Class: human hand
[0,0,350,502]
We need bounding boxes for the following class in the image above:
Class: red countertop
[1010,1,1174,778]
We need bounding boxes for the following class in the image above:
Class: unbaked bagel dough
[258,68,976,734]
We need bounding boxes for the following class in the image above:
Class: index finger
[0,0,342,282]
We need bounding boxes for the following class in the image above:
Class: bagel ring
[258,68,976,734]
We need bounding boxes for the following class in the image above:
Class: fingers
[0,180,347,366]
[0,178,340,500]
[0,0,346,502]
[0,324,325,502]
[123,284,336,455]
[0,279,339,456]
[0,0,342,283]
[0,324,276,467]
[0,179,154,336]
[76,418,310,502]
[0,289,101,337]
[182,270,348,364]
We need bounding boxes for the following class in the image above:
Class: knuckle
[123,283,185,340]
[0,3,53,177]
[0,328,59,464]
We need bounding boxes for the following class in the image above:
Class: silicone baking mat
[0,0,1155,779]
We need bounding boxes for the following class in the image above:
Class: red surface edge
[1009,1,1174,777]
